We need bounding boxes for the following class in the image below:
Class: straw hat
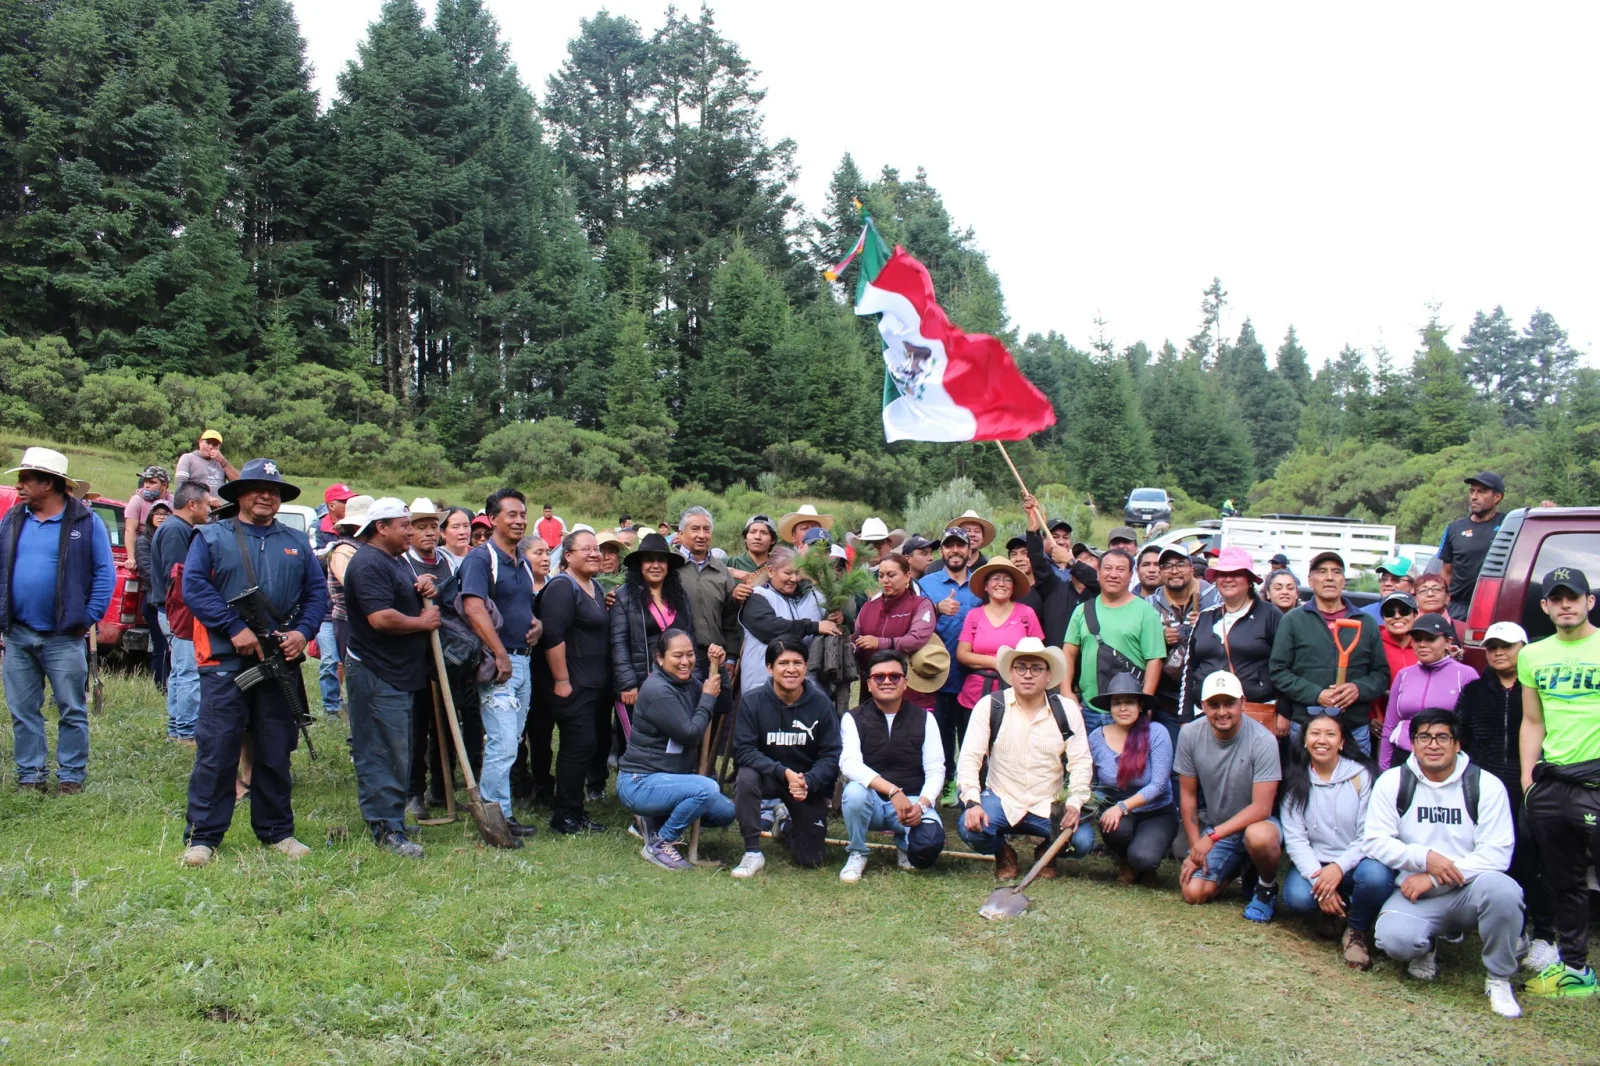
[970,559,1032,601]
[4,447,82,491]
[906,639,951,694]
[996,638,1067,689]
[944,509,996,549]
[334,494,375,531]
[777,504,835,545]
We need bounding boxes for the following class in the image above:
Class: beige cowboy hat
[996,637,1068,690]
[595,528,626,551]
[906,639,952,694]
[5,447,83,491]
[406,497,442,521]
[970,559,1032,601]
[777,504,835,545]
[334,494,375,531]
[945,509,996,549]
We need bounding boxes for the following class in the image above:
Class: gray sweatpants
[1373,870,1524,979]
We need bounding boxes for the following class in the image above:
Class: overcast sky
[290,1,1599,369]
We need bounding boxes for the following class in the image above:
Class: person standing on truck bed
[0,447,115,796]
[174,430,240,496]
[1437,472,1505,622]
[1517,568,1600,1000]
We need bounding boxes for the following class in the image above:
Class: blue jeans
[1192,817,1283,884]
[344,658,415,835]
[1079,707,1109,736]
[617,771,735,842]
[841,781,948,868]
[159,610,200,739]
[316,619,342,715]
[3,624,89,784]
[477,653,531,818]
[957,789,1055,854]
[1281,857,1396,934]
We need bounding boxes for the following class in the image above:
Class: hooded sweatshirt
[733,677,842,794]
[1362,752,1513,886]
[1379,656,1478,770]
[1281,756,1374,880]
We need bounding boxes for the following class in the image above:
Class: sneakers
[549,816,606,835]
[839,852,869,883]
[628,816,657,844]
[404,796,428,822]
[897,848,915,872]
[642,837,691,871]
[1521,937,1562,973]
[1341,927,1372,971]
[1485,977,1522,1018]
[939,781,960,808]
[1524,962,1600,998]
[375,830,424,859]
[1242,882,1278,923]
[268,837,312,859]
[730,851,766,879]
[1407,943,1439,981]
[180,844,215,867]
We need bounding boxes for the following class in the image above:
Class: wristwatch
[1205,829,1220,842]
[1116,801,1130,816]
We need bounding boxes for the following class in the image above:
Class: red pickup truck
[0,487,148,656]
[1462,505,1600,669]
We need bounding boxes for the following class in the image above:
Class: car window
[1521,532,1600,639]
[276,510,306,531]
[91,503,124,548]
[1129,489,1166,503]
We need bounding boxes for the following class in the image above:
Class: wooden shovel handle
[424,597,479,793]
[1011,820,1078,894]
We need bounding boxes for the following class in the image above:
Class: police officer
[179,459,328,867]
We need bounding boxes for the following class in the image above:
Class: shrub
[617,474,670,519]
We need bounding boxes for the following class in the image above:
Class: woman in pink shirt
[957,561,1043,709]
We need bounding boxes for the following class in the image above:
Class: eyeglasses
[1159,560,1192,570]
[1414,732,1457,747]
[870,672,905,685]
[1011,661,1049,677]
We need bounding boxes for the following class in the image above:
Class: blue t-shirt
[9,507,115,633]
[919,566,982,694]
[458,540,534,652]
[1087,723,1173,810]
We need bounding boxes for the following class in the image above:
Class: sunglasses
[1306,706,1342,718]
[870,672,905,684]
[1381,605,1416,618]
[1159,559,1192,570]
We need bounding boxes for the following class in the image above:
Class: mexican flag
[832,218,1056,443]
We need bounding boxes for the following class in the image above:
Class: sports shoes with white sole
[839,853,868,883]
[181,844,214,867]
[1485,977,1522,1018]
[730,851,766,879]
[269,837,312,859]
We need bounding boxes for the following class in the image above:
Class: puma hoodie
[1362,752,1513,886]
[734,678,842,793]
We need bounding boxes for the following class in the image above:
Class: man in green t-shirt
[1518,566,1600,1000]
[1062,548,1165,731]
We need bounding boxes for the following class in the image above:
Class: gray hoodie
[1281,756,1374,880]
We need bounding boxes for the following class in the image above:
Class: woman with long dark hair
[611,533,699,703]
[1278,711,1392,970]
[1068,672,1177,882]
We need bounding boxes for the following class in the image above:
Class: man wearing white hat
[0,447,116,794]
[955,637,1092,881]
[342,498,441,858]
[400,498,457,817]
[851,517,893,572]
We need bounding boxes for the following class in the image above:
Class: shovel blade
[979,886,1030,920]
[463,787,520,849]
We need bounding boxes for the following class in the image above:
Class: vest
[849,702,928,796]
[0,496,100,634]
[192,518,313,672]
[739,583,823,692]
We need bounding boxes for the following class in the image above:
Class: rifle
[228,586,317,760]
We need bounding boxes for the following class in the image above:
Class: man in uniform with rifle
[179,459,327,868]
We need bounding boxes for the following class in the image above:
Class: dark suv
[1123,487,1173,526]
[1463,506,1600,669]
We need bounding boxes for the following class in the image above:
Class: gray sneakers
[642,837,690,871]
[375,830,424,859]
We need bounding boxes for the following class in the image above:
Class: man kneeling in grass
[1176,671,1284,921]
[837,650,946,882]
[955,638,1091,881]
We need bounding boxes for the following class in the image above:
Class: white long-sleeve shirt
[957,690,1092,825]
[839,707,945,805]
[1362,752,1513,885]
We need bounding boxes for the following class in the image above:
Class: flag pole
[993,441,1031,497]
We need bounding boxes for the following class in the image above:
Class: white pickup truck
[1147,514,1397,579]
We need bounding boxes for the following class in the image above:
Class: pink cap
[1205,546,1260,583]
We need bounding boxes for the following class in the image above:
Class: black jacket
[1183,598,1283,716]
[609,583,698,694]
[1456,668,1524,786]
[1025,530,1098,647]
[619,666,715,776]
[734,678,842,793]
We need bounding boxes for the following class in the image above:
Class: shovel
[425,602,517,849]
[979,827,1076,921]
[89,627,104,716]
[416,681,458,826]
[1332,618,1363,685]
[685,725,723,867]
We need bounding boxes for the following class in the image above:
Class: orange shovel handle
[1333,619,1362,686]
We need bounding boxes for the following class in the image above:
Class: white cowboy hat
[407,497,441,520]
[851,517,891,544]
[996,637,1068,690]
[334,494,376,531]
[944,509,997,549]
[4,447,82,491]
[777,504,835,545]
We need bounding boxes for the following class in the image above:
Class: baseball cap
[940,527,971,546]
[1048,517,1073,534]
[743,513,776,536]
[1108,525,1138,544]
[801,527,831,546]
[1465,471,1505,494]
[1005,535,1029,552]
[1379,591,1418,615]
[829,544,849,561]
[1157,546,1191,565]
[324,482,357,505]
[900,534,935,554]
[1482,621,1529,646]
[139,464,170,482]
[199,429,223,443]
[1201,671,1244,702]
[354,496,409,536]
[1375,556,1413,579]
[1308,550,1345,572]
[1541,567,1591,599]
[1409,613,1455,639]
[1071,542,1100,559]
[1269,553,1291,568]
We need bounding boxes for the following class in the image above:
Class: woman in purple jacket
[1378,613,1478,769]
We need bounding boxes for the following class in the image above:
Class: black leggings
[1102,805,1179,873]
[733,767,829,868]
[552,685,603,822]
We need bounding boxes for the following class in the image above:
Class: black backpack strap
[1083,596,1100,637]
[1396,765,1417,819]
[1463,764,1480,824]
[988,692,1005,749]
[1046,693,1075,741]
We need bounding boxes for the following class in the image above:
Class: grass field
[0,670,1596,1065]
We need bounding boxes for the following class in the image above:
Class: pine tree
[1143,345,1253,503]
[1183,278,1227,369]
[603,305,675,473]
[1520,308,1579,411]
[1457,306,1531,425]
[1216,318,1298,478]
[1365,345,1411,445]
[1069,354,1153,509]
[1408,314,1472,452]
[1276,326,1311,402]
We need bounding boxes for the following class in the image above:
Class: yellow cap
[199,429,223,443]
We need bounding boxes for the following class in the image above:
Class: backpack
[160,522,200,639]
[981,691,1077,783]
[1396,763,1481,824]
[1082,597,1145,692]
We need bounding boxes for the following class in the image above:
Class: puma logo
[792,719,819,741]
